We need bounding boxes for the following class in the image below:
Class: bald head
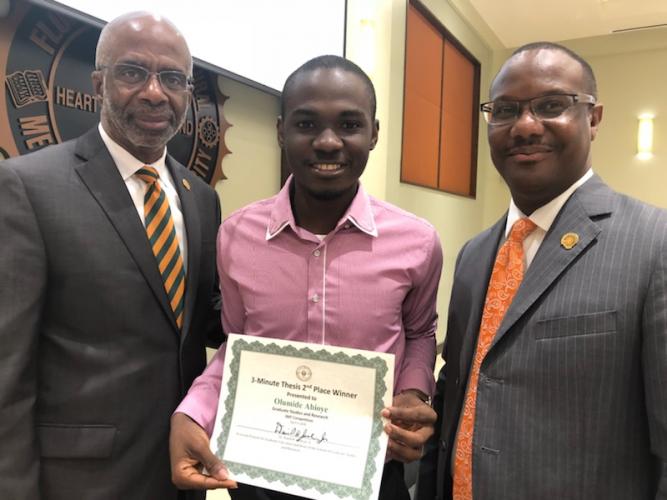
[95,11,192,74]
[91,11,193,164]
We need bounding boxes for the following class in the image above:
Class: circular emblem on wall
[296,365,312,382]
[198,115,220,149]
[0,3,229,185]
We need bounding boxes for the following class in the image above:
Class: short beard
[102,92,185,150]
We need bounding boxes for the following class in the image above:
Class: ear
[91,70,104,98]
[369,119,379,150]
[276,116,285,149]
[589,103,603,141]
[184,85,193,110]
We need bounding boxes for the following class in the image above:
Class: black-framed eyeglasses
[98,63,192,93]
[480,93,596,125]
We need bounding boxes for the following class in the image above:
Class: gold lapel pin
[560,232,579,250]
[182,179,191,191]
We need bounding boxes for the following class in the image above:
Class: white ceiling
[466,0,667,48]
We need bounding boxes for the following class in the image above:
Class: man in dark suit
[0,12,222,500]
[418,42,667,500]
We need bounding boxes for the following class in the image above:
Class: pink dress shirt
[177,177,443,435]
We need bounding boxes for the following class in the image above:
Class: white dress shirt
[98,124,187,269]
[505,168,594,270]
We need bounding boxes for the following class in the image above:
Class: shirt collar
[98,123,167,179]
[266,175,378,241]
[506,168,594,237]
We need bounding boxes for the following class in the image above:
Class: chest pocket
[535,310,617,340]
[38,423,116,458]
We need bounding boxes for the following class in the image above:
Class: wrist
[400,388,431,406]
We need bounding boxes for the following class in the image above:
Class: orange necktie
[136,167,186,329]
[452,218,537,500]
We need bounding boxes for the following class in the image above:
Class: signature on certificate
[274,421,328,444]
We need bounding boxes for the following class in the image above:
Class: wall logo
[0,4,229,184]
[6,69,48,107]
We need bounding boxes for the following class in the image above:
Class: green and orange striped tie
[136,166,186,329]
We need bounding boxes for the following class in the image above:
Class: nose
[139,73,168,105]
[313,128,343,152]
[510,104,544,139]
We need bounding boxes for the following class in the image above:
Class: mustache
[505,136,554,152]
[131,107,176,124]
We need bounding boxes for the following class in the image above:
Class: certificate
[210,334,394,500]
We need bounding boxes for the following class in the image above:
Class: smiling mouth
[137,116,171,123]
[311,163,344,172]
[508,145,553,157]
[133,116,173,133]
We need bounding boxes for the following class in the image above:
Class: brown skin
[169,394,436,490]
[169,66,436,491]
[170,413,237,490]
[277,67,378,234]
[91,13,192,164]
[382,390,436,462]
[488,48,603,215]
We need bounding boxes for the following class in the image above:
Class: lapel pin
[182,179,191,191]
[560,232,579,250]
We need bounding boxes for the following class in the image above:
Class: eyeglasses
[480,93,596,125]
[98,63,192,93]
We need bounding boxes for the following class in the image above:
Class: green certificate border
[216,338,389,500]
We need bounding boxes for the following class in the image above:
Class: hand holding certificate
[210,334,394,500]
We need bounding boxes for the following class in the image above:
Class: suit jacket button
[440,439,447,451]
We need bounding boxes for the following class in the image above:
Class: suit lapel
[73,128,179,334]
[167,159,201,339]
[457,220,506,384]
[489,176,612,350]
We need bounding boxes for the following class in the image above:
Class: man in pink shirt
[170,55,443,499]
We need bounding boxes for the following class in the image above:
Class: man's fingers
[188,441,228,481]
[385,429,424,463]
[172,459,237,490]
[384,421,433,450]
[169,412,236,490]
[381,393,436,463]
[205,460,229,481]
[383,404,437,426]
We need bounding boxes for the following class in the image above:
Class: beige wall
[345,0,505,344]
[563,31,667,209]
[213,76,281,217]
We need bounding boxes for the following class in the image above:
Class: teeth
[313,163,342,171]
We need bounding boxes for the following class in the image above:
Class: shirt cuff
[395,366,435,398]
[174,396,215,437]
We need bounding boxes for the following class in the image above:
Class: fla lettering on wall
[0,2,229,185]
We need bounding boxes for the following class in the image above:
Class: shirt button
[312,294,320,303]
[344,223,350,229]
[440,439,447,451]
[313,249,321,257]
